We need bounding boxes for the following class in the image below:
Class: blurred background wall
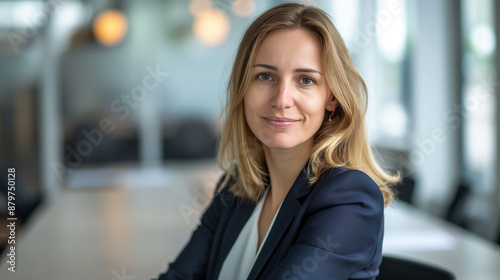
[0,0,499,247]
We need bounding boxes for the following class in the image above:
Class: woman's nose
[270,81,294,109]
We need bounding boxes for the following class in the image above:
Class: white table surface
[1,172,499,280]
[383,201,500,280]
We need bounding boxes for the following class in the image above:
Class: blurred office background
[0,0,499,259]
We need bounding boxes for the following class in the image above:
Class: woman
[156,3,398,280]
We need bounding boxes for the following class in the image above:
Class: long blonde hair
[218,3,399,206]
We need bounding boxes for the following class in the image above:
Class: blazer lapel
[246,165,313,280]
[213,197,256,279]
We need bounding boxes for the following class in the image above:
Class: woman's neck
[263,140,312,208]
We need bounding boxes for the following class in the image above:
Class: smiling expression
[244,28,337,151]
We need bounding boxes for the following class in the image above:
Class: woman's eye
[300,77,315,85]
[257,73,273,81]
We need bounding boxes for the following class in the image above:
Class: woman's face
[244,28,337,151]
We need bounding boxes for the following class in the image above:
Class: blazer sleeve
[154,175,228,280]
[266,170,385,280]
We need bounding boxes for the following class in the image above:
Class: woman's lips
[263,116,299,128]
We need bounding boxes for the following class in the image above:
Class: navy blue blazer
[155,165,385,280]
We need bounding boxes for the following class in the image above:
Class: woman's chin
[261,139,302,150]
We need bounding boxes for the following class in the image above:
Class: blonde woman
[155,3,398,280]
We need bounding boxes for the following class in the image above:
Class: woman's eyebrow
[294,68,322,76]
[253,63,278,71]
[253,64,322,75]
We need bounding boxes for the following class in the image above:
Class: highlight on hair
[217,2,399,206]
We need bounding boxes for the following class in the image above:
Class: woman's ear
[326,94,338,112]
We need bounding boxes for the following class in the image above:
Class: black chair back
[445,182,471,229]
[394,176,415,204]
[377,256,456,280]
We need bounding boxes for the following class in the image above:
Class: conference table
[1,165,499,280]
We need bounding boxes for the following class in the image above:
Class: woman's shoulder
[312,167,384,209]
[321,167,377,189]
[212,173,236,199]
[212,173,254,207]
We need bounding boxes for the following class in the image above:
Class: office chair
[393,175,416,204]
[497,220,500,245]
[445,182,471,229]
[377,256,456,280]
[163,118,217,160]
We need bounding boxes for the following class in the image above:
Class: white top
[218,189,282,280]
